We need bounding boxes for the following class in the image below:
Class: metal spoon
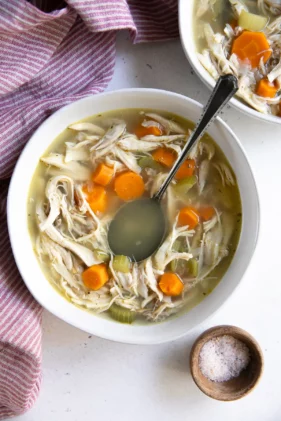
[108,75,238,262]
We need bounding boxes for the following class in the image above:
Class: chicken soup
[28,109,242,324]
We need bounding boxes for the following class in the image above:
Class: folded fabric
[0,0,178,418]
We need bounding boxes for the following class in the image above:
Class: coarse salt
[199,335,250,382]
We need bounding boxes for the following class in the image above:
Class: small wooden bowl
[190,325,264,401]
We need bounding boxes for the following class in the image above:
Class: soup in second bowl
[194,0,281,116]
[28,109,241,324]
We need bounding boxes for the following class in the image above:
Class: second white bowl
[179,0,281,124]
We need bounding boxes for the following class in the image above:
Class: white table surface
[16,32,281,421]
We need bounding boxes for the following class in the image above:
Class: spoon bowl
[108,198,166,262]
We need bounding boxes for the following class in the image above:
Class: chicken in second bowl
[195,0,281,116]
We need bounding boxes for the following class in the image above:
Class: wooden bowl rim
[190,325,264,401]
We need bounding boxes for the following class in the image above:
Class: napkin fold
[0,0,178,417]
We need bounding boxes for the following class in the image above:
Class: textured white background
[16,33,281,421]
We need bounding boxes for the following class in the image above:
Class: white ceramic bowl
[179,0,280,124]
[7,89,259,344]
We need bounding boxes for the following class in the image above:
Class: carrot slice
[82,263,109,290]
[152,147,176,167]
[92,163,114,186]
[83,184,107,213]
[178,207,199,229]
[256,78,277,98]
[135,124,162,138]
[231,31,271,69]
[199,206,215,221]
[175,159,196,180]
[158,273,184,296]
[114,171,145,201]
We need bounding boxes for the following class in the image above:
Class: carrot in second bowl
[231,31,271,69]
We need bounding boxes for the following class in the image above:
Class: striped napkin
[0,0,178,418]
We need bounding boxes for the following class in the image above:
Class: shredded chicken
[145,113,186,134]
[68,122,105,136]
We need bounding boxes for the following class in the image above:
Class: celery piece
[94,249,110,263]
[191,225,202,249]
[112,255,131,273]
[138,156,164,171]
[238,10,268,31]
[170,258,187,275]
[174,175,197,195]
[170,259,178,272]
[171,241,186,272]
[172,240,182,252]
[109,304,136,324]
[188,258,198,277]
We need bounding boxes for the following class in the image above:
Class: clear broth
[28,109,242,324]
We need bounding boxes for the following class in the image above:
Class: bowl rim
[7,88,260,344]
[178,0,281,125]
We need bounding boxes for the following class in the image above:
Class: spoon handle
[154,74,238,202]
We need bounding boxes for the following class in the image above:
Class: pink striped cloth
[0,0,178,418]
